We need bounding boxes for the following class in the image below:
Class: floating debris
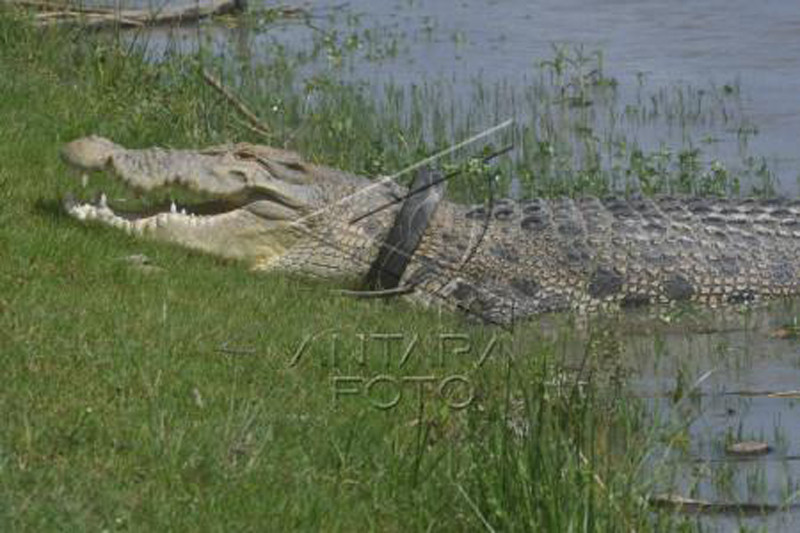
[726,440,771,457]
[649,493,793,515]
[770,326,800,339]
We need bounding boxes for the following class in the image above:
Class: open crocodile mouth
[64,186,301,235]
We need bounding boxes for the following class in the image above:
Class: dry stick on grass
[34,10,146,27]
[8,0,116,13]
[201,69,271,138]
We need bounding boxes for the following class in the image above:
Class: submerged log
[4,0,247,29]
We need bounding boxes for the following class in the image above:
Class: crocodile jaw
[65,197,302,268]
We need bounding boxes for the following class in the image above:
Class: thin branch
[7,0,246,29]
[201,69,270,138]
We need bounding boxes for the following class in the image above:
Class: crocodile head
[61,136,399,276]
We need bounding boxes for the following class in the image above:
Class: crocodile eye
[229,169,249,182]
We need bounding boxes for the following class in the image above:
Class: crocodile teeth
[67,196,229,237]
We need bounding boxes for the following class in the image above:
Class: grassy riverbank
[0,11,692,531]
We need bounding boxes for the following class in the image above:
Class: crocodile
[61,135,800,324]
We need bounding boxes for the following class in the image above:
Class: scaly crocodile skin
[404,196,800,323]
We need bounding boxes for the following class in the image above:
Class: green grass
[0,12,692,531]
